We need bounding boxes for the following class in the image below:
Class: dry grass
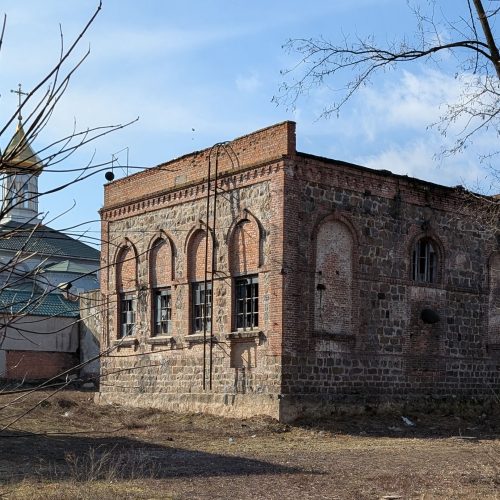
[1,390,500,499]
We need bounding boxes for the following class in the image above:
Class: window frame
[153,287,172,336]
[234,274,259,331]
[191,281,212,333]
[412,238,437,284]
[120,293,137,338]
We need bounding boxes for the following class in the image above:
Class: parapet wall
[103,121,296,208]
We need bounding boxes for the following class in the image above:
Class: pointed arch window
[412,238,437,283]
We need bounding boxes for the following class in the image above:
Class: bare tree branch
[274,0,500,166]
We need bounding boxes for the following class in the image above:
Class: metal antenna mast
[202,142,239,390]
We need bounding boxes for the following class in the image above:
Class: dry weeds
[0,391,500,499]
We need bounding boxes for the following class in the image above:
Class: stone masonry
[97,121,499,422]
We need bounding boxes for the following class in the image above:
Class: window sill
[314,331,355,342]
[112,336,138,347]
[146,335,174,346]
[225,330,262,341]
[184,333,216,344]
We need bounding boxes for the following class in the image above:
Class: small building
[0,118,101,381]
[0,286,80,380]
[97,121,499,421]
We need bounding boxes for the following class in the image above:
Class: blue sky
[0,1,497,246]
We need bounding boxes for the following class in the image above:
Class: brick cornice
[101,158,287,222]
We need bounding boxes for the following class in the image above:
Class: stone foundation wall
[98,344,282,419]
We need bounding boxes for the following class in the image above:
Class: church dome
[3,123,43,174]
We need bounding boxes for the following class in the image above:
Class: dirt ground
[1,390,500,499]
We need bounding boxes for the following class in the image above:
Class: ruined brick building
[97,121,499,421]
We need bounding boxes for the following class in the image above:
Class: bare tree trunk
[472,0,500,78]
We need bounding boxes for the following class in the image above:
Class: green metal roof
[0,288,79,318]
[0,221,99,261]
[43,260,98,274]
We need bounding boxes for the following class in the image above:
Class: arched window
[149,238,174,336]
[412,238,437,283]
[229,218,261,331]
[187,229,213,333]
[115,244,137,338]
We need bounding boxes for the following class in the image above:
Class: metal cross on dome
[10,83,28,122]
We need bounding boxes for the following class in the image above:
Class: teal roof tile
[0,288,79,317]
[0,221,99,261]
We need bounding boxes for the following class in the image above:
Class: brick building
[97,121,499,421]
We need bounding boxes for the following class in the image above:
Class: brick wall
[103,121,295,209]
[489,252,500,344]
[116,245,137,292]
[6,351,78,380]
[98,121,499,422]
[229,219,260,275]
[150,237,174,286]
[314,218,355,336]
[280,152,499,420]
[188,230,213,281]
[99,123,287,418]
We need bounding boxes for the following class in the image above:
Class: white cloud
[355,139,488,190]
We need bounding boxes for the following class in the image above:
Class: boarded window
[116,246,136,291]
[314,220,353,335]
[150,238,173,287]
[229,219,260,275]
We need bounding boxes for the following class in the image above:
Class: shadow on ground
[0,429,303,484]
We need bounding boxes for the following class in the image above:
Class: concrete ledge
[226,330,262,341]
[183,333,216,345]
[146,335,174,346]
[112,337,138,348]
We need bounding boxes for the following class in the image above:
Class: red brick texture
[229,219,260,275]
[6,351,78,380]
[314,218,354,336]
[103,121,295,209]
[116,245,137,292]
[188,230,213,281]
[150,238,174,286]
